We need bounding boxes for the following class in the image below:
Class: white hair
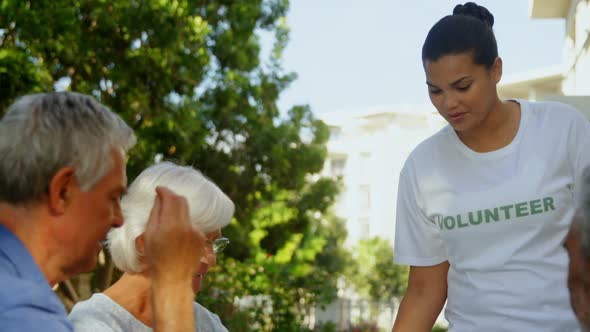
[0,92,136,205]
[575,167,590,257]
[108,161,235,272]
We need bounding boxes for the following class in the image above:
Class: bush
[314,322,337,332]
[348,321,378,332]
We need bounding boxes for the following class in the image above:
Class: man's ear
[47,166,77,215]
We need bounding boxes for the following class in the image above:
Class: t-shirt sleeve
[394,158,447,266]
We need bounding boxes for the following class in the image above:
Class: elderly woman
[69,162,234,331]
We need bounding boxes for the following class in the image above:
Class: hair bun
[453,2,494,28]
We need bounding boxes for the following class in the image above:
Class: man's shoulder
[0,318,73,332]
[0,275,72,332]
[0,224,44,278]
[0,273,53,308]
[0,225,72,331]
[0,274,69,317]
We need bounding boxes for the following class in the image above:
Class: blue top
[0,224,73,332]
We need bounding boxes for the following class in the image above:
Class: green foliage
[348,321,378,332]
[0,48,52,111]
[1,0,348,329]
[199,211,351,331]
[314,322,337,332]
[349,237,409,302]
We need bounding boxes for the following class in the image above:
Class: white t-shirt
[68,293,228,332]
[394,100,590,332]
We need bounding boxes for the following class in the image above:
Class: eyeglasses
[212,237,230,254]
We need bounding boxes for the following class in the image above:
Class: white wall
[321,108,446,249]
[562,0,590,95]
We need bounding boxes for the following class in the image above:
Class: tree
[349,237,409,318]
[1,0,348,329]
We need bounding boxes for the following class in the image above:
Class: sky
[275,0,566,114]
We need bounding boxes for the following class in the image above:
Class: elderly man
[0,92,204,332]
[567,167,590,331]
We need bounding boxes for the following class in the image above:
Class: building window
[329,126,342,140]
[359,152,371,175]
[359,218,370,238]
[331,157,347,177]
[359,185,370,210]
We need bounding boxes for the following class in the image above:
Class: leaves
[0,0,350,330]
[349,237,409,302]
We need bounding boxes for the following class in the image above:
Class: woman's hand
[144,186,206,282]
[143,186,206,332]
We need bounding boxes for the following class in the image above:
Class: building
[314,2,590,328]
[500,0,590,117]
[530,0,590,95]
[313,106,446,330]
[320,105,446,249]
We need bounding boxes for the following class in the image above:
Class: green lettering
[543,197,556,211]
[436,216,444,230]
[457,214,468,228]
[444,216,456,230]
[499,205,513,219]
[434,198,555,230]
[484,208,499,223]
[468,211,483,225]
[529,199,543,214]
[515,202,529,217]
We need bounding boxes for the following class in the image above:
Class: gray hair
[107,161,235,273]
[575,167,590,257]
[0,92,136,205]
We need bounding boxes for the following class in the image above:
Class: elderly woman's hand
[143,186,205,332]
[144,186,207,283]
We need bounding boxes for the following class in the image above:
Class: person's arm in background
[144,186,207,332]
[392,262,449,332]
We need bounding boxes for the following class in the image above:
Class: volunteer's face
[424,52,501,133]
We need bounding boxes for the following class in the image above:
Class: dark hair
[422,2,498,68]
